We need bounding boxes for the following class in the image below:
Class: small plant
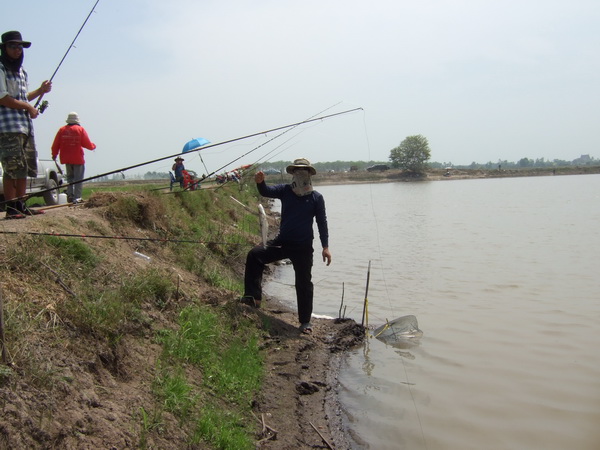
[0,365,13,386]
[152,366,197,420]
[204,334,262,405]
[43,236,100,269]
[120,268,174,308]
[158,306,219,364]
[193,406,254,450]
[136,406,164,448]
[58,288,141,340]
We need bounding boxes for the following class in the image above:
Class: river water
[264,174,600,450]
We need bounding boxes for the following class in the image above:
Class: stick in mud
[309,421,334,449]
[361,260,371,328]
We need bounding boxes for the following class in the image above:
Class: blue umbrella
[182,137,211,153]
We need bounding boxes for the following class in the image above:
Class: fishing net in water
[373,315,423,349]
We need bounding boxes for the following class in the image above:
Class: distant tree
[518,157,532,168]
[389,135,431,173]
[144,171,169,180]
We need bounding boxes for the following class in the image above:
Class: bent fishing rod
[210,139,299,192]
[175,102,351,193]
[7,107,362,205]
[35,0,101,113]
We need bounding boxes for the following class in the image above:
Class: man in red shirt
[51,112,96,203]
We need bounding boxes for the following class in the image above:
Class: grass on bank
[154,305,262,449]
[0,178,266,448]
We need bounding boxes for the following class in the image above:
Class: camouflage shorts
[0,133,38,179]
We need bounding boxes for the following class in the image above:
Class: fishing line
[360,110,428,450]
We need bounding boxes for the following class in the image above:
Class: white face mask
[291,170,313,196]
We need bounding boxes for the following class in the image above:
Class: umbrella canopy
[182,137,210,153]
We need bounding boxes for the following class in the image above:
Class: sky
[4,0,600,178]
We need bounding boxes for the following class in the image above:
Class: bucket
[58,193,67,205]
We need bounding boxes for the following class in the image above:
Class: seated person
[172,157,185,187]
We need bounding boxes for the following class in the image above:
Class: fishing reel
[37,100,49,114]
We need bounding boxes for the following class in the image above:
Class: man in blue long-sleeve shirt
[242,158,332,334]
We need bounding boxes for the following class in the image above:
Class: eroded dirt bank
[0,194,365,448]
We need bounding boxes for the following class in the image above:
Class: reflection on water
[265,175,600,450]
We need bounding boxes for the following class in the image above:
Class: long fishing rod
[160,101,351,193]
[5,107,362,206]
[202,133,299,193]
[0,230,245,246]
[211,140,298,192]
[204,102,349,190]
[194,107,362,185]
[35,0,101,112]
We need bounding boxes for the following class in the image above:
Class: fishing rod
[205,102,349,190]
[5,107,362,206]
[0,230,246,246]
[211,140,298,192]
[35,0,101,113]
[193,107,363,185]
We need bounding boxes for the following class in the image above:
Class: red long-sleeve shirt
[51,124,96,165]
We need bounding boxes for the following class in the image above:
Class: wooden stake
[338,282,345,319]
[361,260,371,328]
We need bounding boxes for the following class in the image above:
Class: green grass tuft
[193,406,254,450]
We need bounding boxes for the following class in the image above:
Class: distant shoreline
[88,165,600,189]
[304,165,600,186]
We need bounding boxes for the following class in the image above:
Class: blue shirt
[174,164,185,179]
[258,182,329,248]
[0,64,32,135]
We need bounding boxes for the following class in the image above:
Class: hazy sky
[4,0,599,177]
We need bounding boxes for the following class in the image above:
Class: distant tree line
[256,161,392,173]
[127,143,598,180]
[431,155,600,170]
[143,171,170,180]
[234,153,600,176]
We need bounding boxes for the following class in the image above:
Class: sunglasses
[6,43,24,50]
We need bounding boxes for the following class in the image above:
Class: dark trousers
[244,241,314,324]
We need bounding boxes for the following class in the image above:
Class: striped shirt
[0,63,33,135]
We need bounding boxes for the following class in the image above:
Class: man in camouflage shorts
[0,30,51,219]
